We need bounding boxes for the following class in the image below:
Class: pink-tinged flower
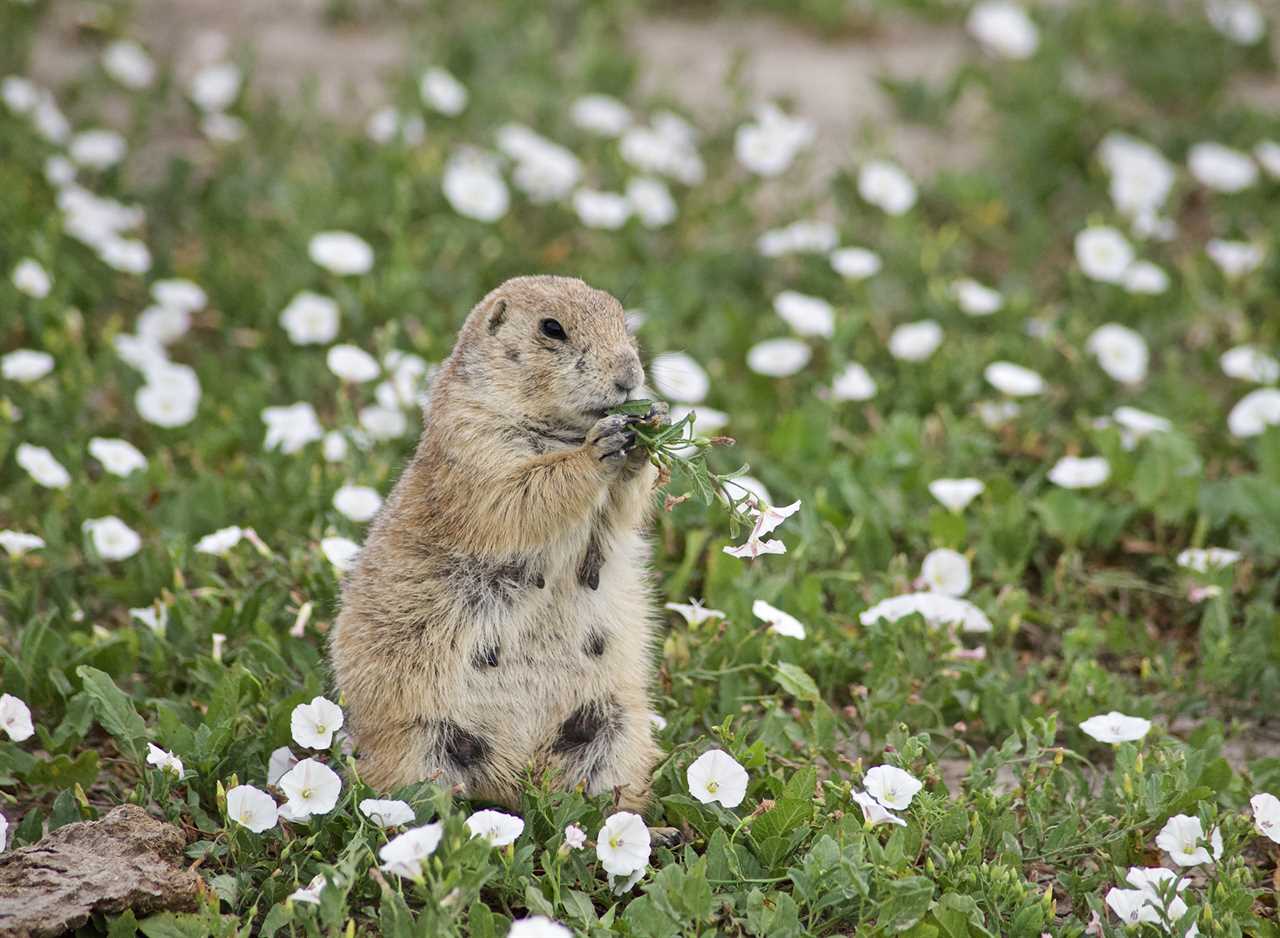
[563,824,587,850]
[0,694,35,741]
[1251,792,1280,843]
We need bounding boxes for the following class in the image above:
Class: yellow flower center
[707,780,719,793]
[302,788,313,799]
[610,835,621,849]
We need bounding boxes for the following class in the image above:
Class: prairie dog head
[453,275,643,433]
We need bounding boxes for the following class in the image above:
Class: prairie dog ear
[486,299,508,336]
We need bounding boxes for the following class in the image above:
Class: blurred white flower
[309,231,373,276]
[360,798,415,828]
[0,693,34,742]
[262,402,323,453]
[830,246,882,280]
[860,591,993,633]
[498,125,582,204]
[83,516,142,561]
[774,291,834,338]
[747,338,811,377]
[465,809,525,846]
[327,344,380,383]
[44,154,75,188]
[366,106,425,146]
[34,96,70,144]
[379,822,443,878]
[966,1,1039,59]
[12,258,51,298]
[757,219,838,258]
[1257,140,1280,178]
[752,599,805,639]
[1252,793,1280,843]
[563,824,588,849]
[226,785,277,833]
[889,320,943,362]
[279,758,342,819]
[1227,388,1280,437]
[280,291,340,345]
[929,478,984,512]
[267,746,298,785]
[1048,455,1110,489]
[322,431,350,463]
[419,67,467,115]
[687,749,749,807]
[1111,406,1172,447]
[1206,0,1266,45]
[831,362,877,401]
[1220,345,1279,384]
[664,598,726,625]
[97,236,152,275]
[131,603,167,633]
[952,278,1003,315]
[984,361,1045,397]
[734,103,814,177]
[288,873,328,905]
[443,151,509,222]
[291,696,344,751]
[201,112,246,143]
[648,712,668,732]
[1157,814,1222,867]
[189,62,241,113]
[863,765,922,810]
[321,536,360,571]
[976,400,1021,427]
[1099,133,1175,217]
[334,484,382,522]
[1176,547,1240,573]
[1075,226,1134,283]
[619,111,704,184]
[2,349,54,383]
[69,129,127,170]
[359,405,408,441]
[0,531,45,556]
[1122,261,1170,295]
[1079,711,1150,743]
[650,351,709,403]
[571,94,632,136]
[852,789,907,827]
[102,39,155,89]
[922,548,971,597]
[16,443,70,489]
[136,362,200,427]
[597,812,650,876]
[858,159,917,215]
[149,277,207,317]
[194,525,244,556]
[1188,141,1258,192]
[137,305,191,347]
[2,75,38,113]
[574,189,631,229]
[1087,323,1149,385]
[626,176,676,227]
[146,743,184,778]
[509,917,573,938]
[1206,238,1263,278]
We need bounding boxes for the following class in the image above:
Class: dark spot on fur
[535,573,545,589]
[487,300,507,335]
[506,347,521,363]
[585,630,607,657]
[472,643,500,669]
[577,527,605,591]
[552,696,620,753]
[439,553,542,613]
[575,353,587,373]
[441,720,490,768]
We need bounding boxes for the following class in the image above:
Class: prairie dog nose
[614,353,643,396]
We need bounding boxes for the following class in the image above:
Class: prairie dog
[331,275,663,811]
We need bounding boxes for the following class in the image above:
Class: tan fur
[330,275,662,811]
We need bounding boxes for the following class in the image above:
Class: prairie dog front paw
[587,415,636,469]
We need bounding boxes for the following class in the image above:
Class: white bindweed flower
[0,531,45,557]
[596,812,650,876]
[267,746,298,785]
[724,538,787,560]
[279,758,342,819]
[734,103,814,177]
[419,67,467,115]
[333,485,382,522]
[752,599,805,639]
[860,592,993,633]
[1100,133,1176,218]
[366,106,425,146]
[136,363,200,428]
[863,765,923,811]
[44,154,75,187]
[984,361,1045,397]
[327,344,380,383]
[2,349,54,383]
[1105,888,1173,928]
[359,405,408,441]
[757,219,838,258]
[571,94,632,136]
[322,431,350,464]
[618,111,704,185]
[1207,0,1266,44]
[929,478,984,512]
[226,784,278,833]
[1251,793,1280,843]
[0,694,35,742]
[360,798,415,828]
[573,189,631,229]
[69,129,127,170]
[194,525,244,556]
[288,873,329,905]
[1123,261,1170,295]
[1087,323,1149,385]
[146,743,184,778]
[201,112,246,143]
[1206,239,1264,279]
[509,917,574,938]
[952,278,1003,316]
[321,536,360,571]
[16,444,70,489]
[1048,455,1110,489]
[189,62,241,113]
[443,151,510,222]
[279,291,339,345]
[309,231,373,276]
[379,822,444,878]
[830,246,882,280]
[627,176,676,228]
[291,696,345,749]
[686,749,749,808]
[130,603,167,633]
[1156,814,1223,867]
[858,159,916,215]
[1257,141,1280,178]
[888,320,943,362]
[1189,141,1258,192]
[563,824,587,850]
[12,258,52,298]
[921,548,971,597]
[966,1,1039,59]
[33,97,71,144]
[102,39,155,89]
[832,362,877,401]
[95,236,152,275]
[262,402,323,454]
[2,75,38,114]
[650,351,709,403]
[852,789,907,827]
[773,291,834,338]
[1125,866,1188,897]
[465,809,525,846]
[1176,547,1240,573]
[137,305,191,346]
[1075,226,1134,283]
[1112,406,1172,447]
[1227,389,1280,438]
[1220,345,1279,384]
[1079,711,1151,743]
[664,598,726,625]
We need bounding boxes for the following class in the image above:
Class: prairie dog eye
[540,318,567,341]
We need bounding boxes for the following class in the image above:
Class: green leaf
[257,904,292,938]
[878,876,936,932]
[107,910,140,938]
[773,662,821,704]
[75,666,147,761]
[23,749,99,790]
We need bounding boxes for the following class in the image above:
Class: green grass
[2,0,1280,935]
